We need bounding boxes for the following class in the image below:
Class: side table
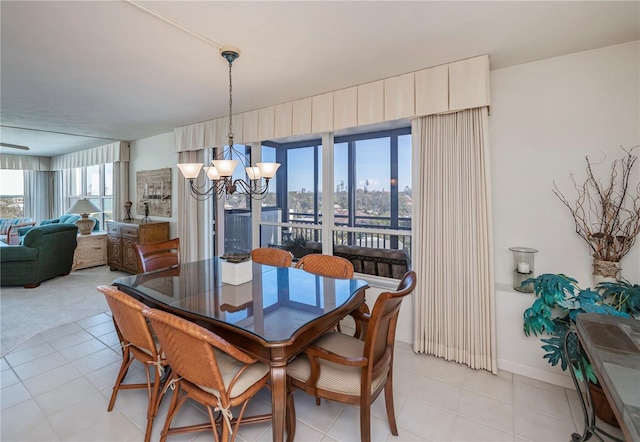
[73,231,108,271]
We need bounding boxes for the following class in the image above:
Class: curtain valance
[50,141,130,170]
[0,154,51,171]
[174,54,490,152]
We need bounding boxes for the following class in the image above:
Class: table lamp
[68,199,101,235]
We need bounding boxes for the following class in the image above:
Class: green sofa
[0,223,79,288]
[15,214,99,244]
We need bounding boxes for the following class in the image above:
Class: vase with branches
[553,146,640,280]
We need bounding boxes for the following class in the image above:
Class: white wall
[489,40,640,386]
[128,132,179,238]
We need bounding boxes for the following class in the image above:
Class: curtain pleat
[51,171,64,217]
[412,107,496,373]
[113,161,129,222]
[177,150,214,262]
[23,171,53,221]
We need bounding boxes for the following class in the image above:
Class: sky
[0,170,24,195]
[287,135,411,192]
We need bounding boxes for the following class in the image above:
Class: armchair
[0,223,78,288]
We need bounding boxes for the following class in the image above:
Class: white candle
[518,262,530,274]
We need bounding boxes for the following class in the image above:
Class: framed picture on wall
[136,168,172,217]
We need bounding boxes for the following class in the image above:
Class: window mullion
[321,132,334,254]
[347,141,356,245]
[390,135,399,249]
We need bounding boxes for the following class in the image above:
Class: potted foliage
[598,278,640,315]
[281,235,312,260]
[553,146,640,282]
[522,273,638,426]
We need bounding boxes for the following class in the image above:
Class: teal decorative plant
[598,278,640,315]
[522,273,631,383]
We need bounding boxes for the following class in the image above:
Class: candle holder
[509,247,538,293]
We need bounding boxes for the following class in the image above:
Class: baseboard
[498,358,574,389]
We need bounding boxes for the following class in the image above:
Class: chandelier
[177,46,280,201]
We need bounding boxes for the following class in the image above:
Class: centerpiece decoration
[220,253,252,285]
[553,146,640,282]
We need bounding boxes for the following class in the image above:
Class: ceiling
[1,1,638,158]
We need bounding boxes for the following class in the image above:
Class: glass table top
[113,257,369,343]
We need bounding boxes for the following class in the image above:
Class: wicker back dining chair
[294,254,354,278]
[295,253,362,336]
[135,238,180,272]
[286,271,417,442]
[144,307,274,442]
[250,247,293,267]
[97,285,169,442]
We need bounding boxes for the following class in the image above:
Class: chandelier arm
[187,179,226,201]
[232,178,271,197]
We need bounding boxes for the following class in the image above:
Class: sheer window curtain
[112,161,129,222]
[23,171,53,221]
[177,149,214,262]
[411,107,496,373]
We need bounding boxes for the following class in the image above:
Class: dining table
[112,257,369,442]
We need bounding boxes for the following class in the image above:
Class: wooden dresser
[106,220,169,274]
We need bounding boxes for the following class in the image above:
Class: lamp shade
[212,159,239,177]
[204,166,221,180]
[68,198,101,215]
[177,163,203,179]
[257,162,281,178]
[245,166,262,180]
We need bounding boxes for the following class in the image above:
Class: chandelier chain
[228,59,234,148]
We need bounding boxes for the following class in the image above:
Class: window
[333,128,412,252]
[258,127,412,270]
[0,170,24,218]
[64,164,113,227]
[286,144,321,224]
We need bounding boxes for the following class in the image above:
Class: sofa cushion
[58,214,81,224]
[0,217,33,235]
[40,218,60,225]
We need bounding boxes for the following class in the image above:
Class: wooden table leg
[271,364,286,442]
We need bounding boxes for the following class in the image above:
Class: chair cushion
[198,349,269,399]
[287,332,389,396]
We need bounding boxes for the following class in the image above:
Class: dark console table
[570,314,640,442]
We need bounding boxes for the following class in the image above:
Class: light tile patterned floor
[0,312,624,441]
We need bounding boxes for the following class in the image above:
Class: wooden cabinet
[72,232,107,271]
[106,220,169,274]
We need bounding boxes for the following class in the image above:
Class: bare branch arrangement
[553,146,640,263]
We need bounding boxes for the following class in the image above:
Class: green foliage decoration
[598,279,640,315]
[522,273,631,384]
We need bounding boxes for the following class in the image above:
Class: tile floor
[0,312,624,442]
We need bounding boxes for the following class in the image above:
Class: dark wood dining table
[112,257,369,442]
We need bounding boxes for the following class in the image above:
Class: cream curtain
[177,150,215,262]
[51,171,64,218]
[411,107,496,373]
[112,161,129,222]
[23,171,53,221]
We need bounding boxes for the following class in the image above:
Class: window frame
[258,126,412,264]
[64,164,113,227]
